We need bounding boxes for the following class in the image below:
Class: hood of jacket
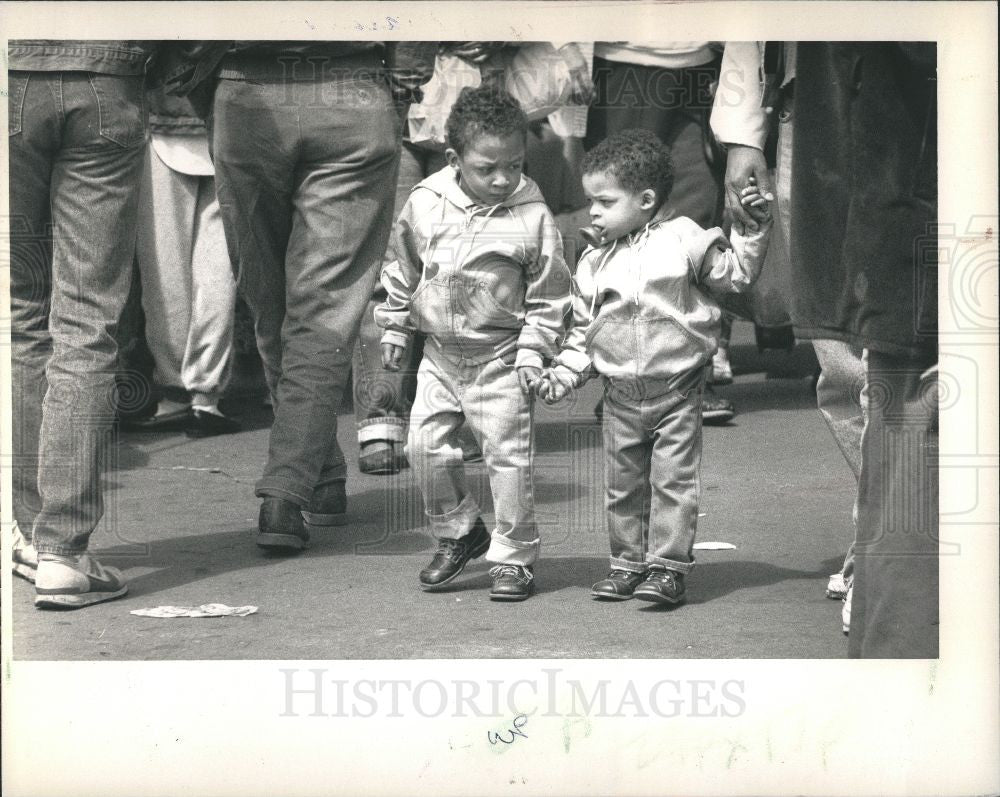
[415,166,547,215]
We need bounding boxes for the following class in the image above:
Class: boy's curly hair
[446,84,528,154]
[582,129,675,206]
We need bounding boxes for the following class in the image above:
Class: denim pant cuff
[428,494,481,540]
[646,555,695,574]
[358,416,407,444]
[34,544,87,557]
[609,556,649,574]
[255,485,308,508]
[486,535,539,567]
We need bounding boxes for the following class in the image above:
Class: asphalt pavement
[10,325,857,660]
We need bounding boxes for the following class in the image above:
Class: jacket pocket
[462,278,523,328]
[7,73,29,136]
[87,73,146,147]
[409,279,447,332]
[585,315,636,367]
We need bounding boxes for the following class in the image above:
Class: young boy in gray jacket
[376,86,571,601]
[539,129,771,606]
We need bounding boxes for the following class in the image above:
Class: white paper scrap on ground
[130,604,258,618]
[692,542,737,551]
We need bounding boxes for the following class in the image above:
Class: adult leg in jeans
[212,73,399,538]
[849,351,938,658]
[9,71,144,606]
[353,141,441,474]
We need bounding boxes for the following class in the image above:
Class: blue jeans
[601,367,707,574]
[850,351,938,658]
[406,343,539,566]
[8,70,147,554]
[210,64,401,504]
[353,142,445,444]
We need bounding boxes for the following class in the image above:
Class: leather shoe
[591,569,646,600]
[633,567,686,605]
[302,480,348,528]
[257,496,309,552]
[419,518,490,590]
[489,564,534,601]
[185,408,241,438]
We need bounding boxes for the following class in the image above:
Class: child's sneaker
[11,522,38,583]
[34,553,128,609]
[826,572,849,600]
[591,569,646,600]
[633,566,686,605]
[489,564,534,601]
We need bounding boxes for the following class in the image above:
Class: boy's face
[447,132,526,206]
[582,170,658,243]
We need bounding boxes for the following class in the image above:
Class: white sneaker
[842,586,852,635]
[711,348,734,385]
[11,522,38,583]
[826,572,849,600]
[34,553,128,609]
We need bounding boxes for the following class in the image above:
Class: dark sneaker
[359,440,408,475]
[633,567,686,605]
[185,408,241,438]
[302,481,348,529]
[419,519,490,590]
[591,569,646,600]
[12,521,38,584]
[34,553,128,609]
[257,496,310,552]
[489,564,534,601]
[701,386,736,425]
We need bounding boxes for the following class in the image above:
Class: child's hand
[381,343,405,371]
[517,365,542,395]
[740,176,772,226]
[538,367,575,405]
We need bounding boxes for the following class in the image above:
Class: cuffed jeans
[353,142,444,445]
[8,70,146,554]
[601,367,706,574]
[210,65,400,505]
[406,343,538,566]
[136,142,235,402]
[849,351,938,658]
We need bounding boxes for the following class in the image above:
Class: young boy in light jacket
[539,129,771,605]
[376,86,571,601]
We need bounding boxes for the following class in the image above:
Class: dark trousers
[850,351,939,658]
[8,71,146,554]
[210,66,401,504]
[585,56,723,228]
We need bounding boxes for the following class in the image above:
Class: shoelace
[439,537,470,562]
[609,569,641,581]
[644,569,675,585]
[489,564,532,582]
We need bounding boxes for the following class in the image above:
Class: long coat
[790,42,937,357]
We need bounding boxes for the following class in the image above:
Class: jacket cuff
[515,349,544,370]
[381,329,412,350]
[555,348,592,376]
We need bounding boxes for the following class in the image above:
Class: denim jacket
[555,215,771,383]
[8,40,156,75]
[376,167,571,368]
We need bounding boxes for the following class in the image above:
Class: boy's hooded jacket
[555,216,770,383]
[376,167,571,368]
